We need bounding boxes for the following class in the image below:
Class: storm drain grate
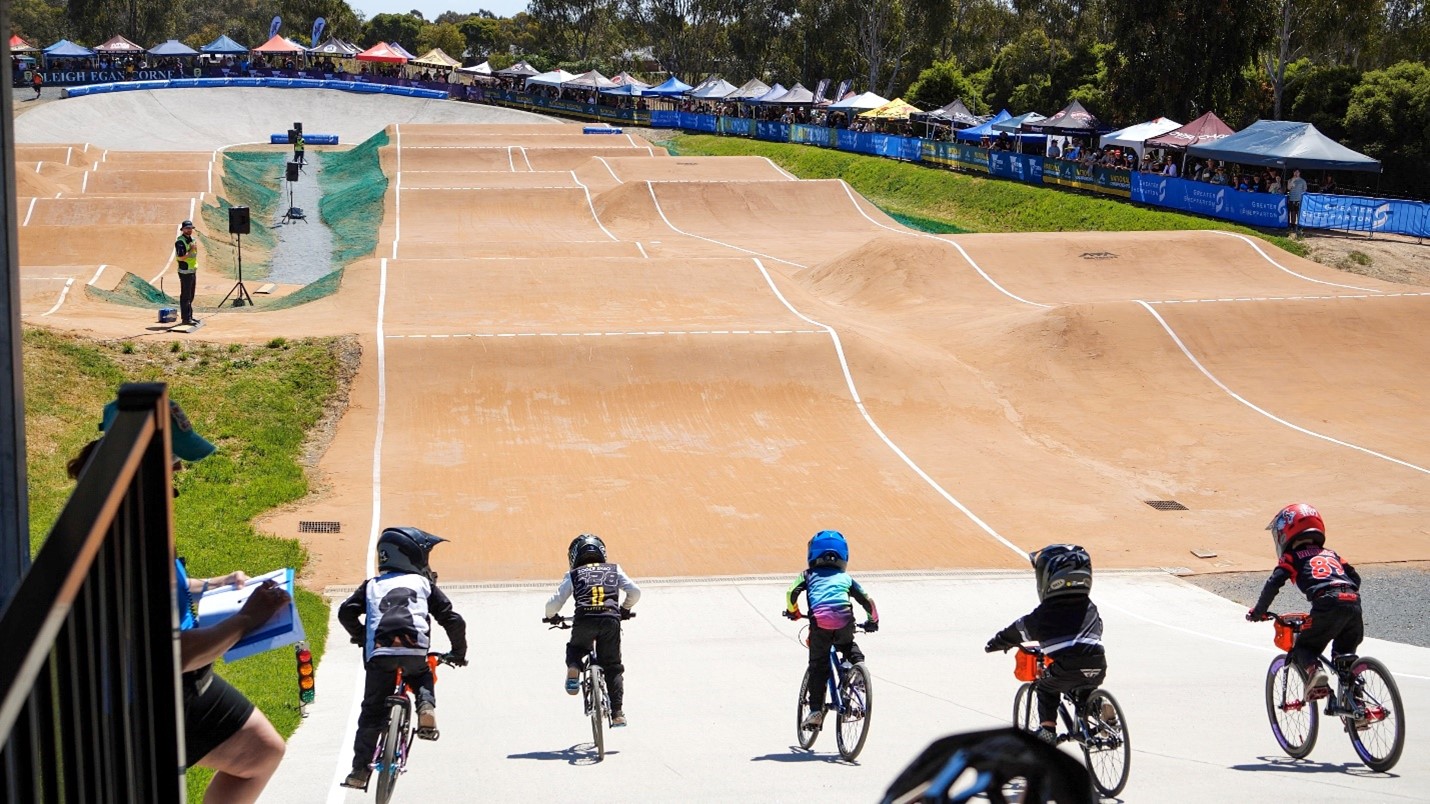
[299,521,342,534]
[1144,500,1188,511]
[1081,252,1118,260]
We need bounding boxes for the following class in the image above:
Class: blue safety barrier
[1130,174,1287,228]
[63,77,448,100]
[269,133,339,145]
[1301,194,1429,238]
[584,127,623,134]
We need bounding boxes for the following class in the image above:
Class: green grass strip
[664,134,1306,256]
[21,327,348,799]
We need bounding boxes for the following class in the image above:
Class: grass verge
[662,134,1307,256]
[22,327,354,799]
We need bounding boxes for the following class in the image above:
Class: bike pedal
[416,727,440,741]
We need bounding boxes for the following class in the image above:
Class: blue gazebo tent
[149,39,198,57]
[200,34,249,55]
[954,109,1011,142]
[645,76,693,97]
[1186,120,1381,172]
[43,40,96,58]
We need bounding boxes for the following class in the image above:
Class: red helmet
[1266,503,1325,557]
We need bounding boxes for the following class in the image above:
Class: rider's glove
[446,653,468,667]
[782,609,800,621]
[1245,609,1268,622]
[542,614,564,625]
[984,637,1008,653]
[862,619,879,633]
[619,608,635,620]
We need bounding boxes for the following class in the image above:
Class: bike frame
[822,645,846,715]
[368,654,444,785]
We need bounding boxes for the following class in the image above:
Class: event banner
[988,151,1044,185]
[1301,194,1429,238]
[922,140,990,173]
[1043,159,1132,198]
[717,116,754,136]
[836,130,922,161]
[680,111,718,132]
[790,123,837,148]
[756,121,791,142]
[20,68,181,86]
[1130,174,1287,228]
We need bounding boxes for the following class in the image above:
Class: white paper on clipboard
[195,567,305,662]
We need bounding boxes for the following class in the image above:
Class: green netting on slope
[194,151,287,280]
[318,130,389,266]
[86,272,173,308]
[886,211,970,235]
[262,269,344,310]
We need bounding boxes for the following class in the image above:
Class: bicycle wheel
[795,669,818,749]
[1265,654,1318,759]
[835,662,873,761]
[1012,682,1036,732]
[589,666,606,759]
[374,701,408,804]
[1346,657,1405,772]
[1081,689,1130,797]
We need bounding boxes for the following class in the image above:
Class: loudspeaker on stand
[228,206,250,235]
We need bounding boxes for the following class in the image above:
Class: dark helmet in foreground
[377,526,447,579]
[807,529,849,571]
[1030,544,1092,601]
[1267,502,1326,557]
[568,533,607,568]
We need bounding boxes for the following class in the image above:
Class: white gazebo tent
[1098,117,1183,158]
[524,69,577,90]
[828,91,889,111]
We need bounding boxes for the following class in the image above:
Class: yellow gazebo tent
[858,97,921,120]
[411,48,461,69]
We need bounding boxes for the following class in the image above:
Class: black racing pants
[1289,599,1363,677]
[178,269,196,323]
[567,617,625,711]
[351,655,435,770]
[806,623,864,709]
[1035,652,1107,725]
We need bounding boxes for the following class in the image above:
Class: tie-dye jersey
[786,568,878,630]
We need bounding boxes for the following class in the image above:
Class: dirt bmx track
[13,93,1430,589]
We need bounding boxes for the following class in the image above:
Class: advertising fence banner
[755,121,790,142]
[1301,194,1429,238]
[790,123,836,147]
[836,130,922,161]
[717,116,753,136]
[1130,174,1287,228]
[1044,159,1131,198]
[922,140,990,173]
[988,151,1044,184]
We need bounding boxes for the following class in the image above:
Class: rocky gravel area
[1186,562,1430,648]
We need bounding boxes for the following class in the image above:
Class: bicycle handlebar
[781,610,876,632]
[543,610,636,630]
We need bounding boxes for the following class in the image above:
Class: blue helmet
[807,530,848,570]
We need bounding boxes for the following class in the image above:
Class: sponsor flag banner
[311,18,326,48]
[813,78,830,103]
[834,79,852,102]
[269,16,283,40]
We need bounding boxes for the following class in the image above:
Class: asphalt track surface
[12,89,1430,801]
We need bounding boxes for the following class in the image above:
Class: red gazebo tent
[354,42,408,64]
[1144,111,1236,152]
[9,35,38,52]
[251,34,306,54]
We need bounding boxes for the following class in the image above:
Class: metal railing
[0,383,185,803]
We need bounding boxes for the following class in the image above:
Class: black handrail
[0,383,184,803]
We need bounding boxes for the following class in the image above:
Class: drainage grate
[298,521,342,534]
[1080,251,1118,260]
[1144,500,1188,511]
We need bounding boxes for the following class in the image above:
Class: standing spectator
[1288,169,1308,231]
[31,70,43,99]
[1267,174,1283,195]
[1320,174,1337,194]
[1161,156,1178,177]
[291,131,305,166]
[1047,139,1061,159]
[174,220,200,326]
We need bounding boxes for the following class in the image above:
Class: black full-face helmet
[568,533,607,569]
[1030,544,1092,601]
[377,526,448,580]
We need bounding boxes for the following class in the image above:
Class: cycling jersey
[545,562,641,620]
[1253,545,1360,614]
[992,596,1104,657]
[338,571,467,661]
[786,568,878,631]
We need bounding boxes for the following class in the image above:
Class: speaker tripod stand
[218,231,255,308]
[281,160,306,224]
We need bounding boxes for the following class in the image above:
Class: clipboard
[196,567,306,662]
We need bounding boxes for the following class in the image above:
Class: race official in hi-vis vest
[175,220,199,325]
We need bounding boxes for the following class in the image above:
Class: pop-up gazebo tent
[148,40,199,57]
[309,37,359,57]
[43,40,96,58]
[1186,120,1381,172]
[1144,111,1236,152]
[955,109,1011,142]
[524,68,577,90]
[645,75,694,97]
[253,34,305,55]
[387,42,417,61]
[495,59,539,77]
[688,77,736,99]
[94,34,144,55]
[565,69,618,90]
[926,99,983,127]
[200,34,249,55]
[750,83,788,103]
[724,78,770,101]
[412,48,461,69]
[355,42,408,63]
[828,91,889,112]
[859,97,921,119]
[766,83,817,105]
[1098,117,1182,158]
[1024,100,1103,138]
[9,35,38,52]
[612,71,651,88]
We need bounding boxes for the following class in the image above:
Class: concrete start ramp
[265,573,1430,803]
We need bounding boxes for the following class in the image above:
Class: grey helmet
[377,526,447,580]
